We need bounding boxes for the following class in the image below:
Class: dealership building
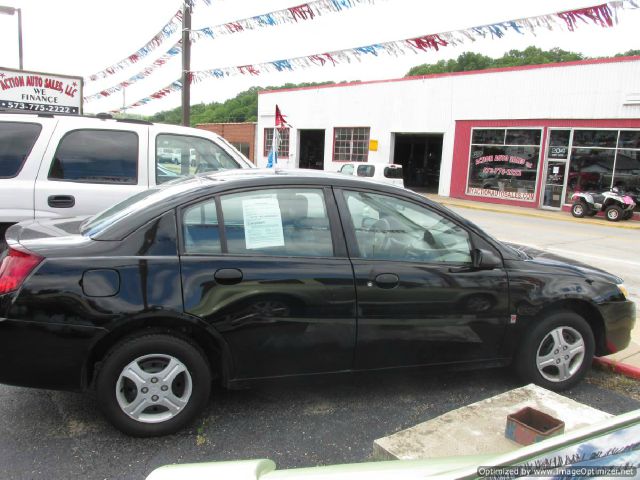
[255,55,640,212]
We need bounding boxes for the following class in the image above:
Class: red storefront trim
[450,119,640,209]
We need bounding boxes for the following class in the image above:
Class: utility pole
[0,6,23,69]
[181,3,191,127]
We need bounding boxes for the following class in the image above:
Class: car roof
[201,168,406,188]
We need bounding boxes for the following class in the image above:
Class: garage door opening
[298,129,325,170]
[392,133,443,192]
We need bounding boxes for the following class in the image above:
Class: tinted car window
[343,190,471,263]
[0,121,42,178]
[182,199,221,255]
[156,134,241,184]
[220,188,333,257]
[49,129,138,184]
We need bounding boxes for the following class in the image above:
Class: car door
[34,120,148,219]
[335,188,510,370]
[179,186,357,380]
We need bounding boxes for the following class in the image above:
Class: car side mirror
[472,248,502,270]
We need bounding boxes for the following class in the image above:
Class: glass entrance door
[542,161,566,209]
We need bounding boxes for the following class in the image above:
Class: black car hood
[506,243,622,284]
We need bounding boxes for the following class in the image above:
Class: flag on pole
[267,105,289,168]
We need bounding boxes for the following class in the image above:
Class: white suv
[338,162,405,188]
[0,113,253,243]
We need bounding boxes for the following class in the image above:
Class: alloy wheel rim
[115,353,193,424]
[535,326,585,383]
[608,209,618,220]
[574,205,583,215]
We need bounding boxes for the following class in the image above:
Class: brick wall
[196,122,257,163]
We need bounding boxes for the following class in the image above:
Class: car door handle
[48,195,75,208]
[373,273,399,289]
[214,268,243,285]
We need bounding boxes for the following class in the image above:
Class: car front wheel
[515,311,594,391]
[571,202,586,218]
[96,333,211,437]
[605,205,622,221]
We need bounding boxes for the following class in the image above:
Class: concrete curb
[433,199,640,231]
[592,357,640,380]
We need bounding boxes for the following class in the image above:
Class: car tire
[571,202,586,218]
[514,311,594,391]
[605,205,623,222]
[96,333,211,437]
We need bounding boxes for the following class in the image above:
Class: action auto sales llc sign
[0,68,83,115]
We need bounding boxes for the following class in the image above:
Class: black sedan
[0,170,634,436]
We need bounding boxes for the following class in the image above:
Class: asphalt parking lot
[1,367,639,480]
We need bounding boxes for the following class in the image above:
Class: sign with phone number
[0,100,78,114]
[0,67,83,115]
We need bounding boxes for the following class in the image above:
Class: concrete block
[373,384,611,461]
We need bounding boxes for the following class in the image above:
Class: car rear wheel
[514,311,594,391]
[605,205,623,222]
[96,333,211,437]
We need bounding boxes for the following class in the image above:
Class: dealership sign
[0,68,83,115]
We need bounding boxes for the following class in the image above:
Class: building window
[333,127,370,162]
[564,129,640,210]
[263,128,290,157]
[232,142,251,158]
[466,128,542,202]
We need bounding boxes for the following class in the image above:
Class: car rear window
[384,166,403,179]
[80,178,205,237]
[0,121,42,178]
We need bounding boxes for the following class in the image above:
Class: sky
[1,0,639,116]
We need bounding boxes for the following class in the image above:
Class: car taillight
[0,248,43,295]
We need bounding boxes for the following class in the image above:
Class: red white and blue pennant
[110,0,639,112]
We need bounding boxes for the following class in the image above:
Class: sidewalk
[424,194,640,380]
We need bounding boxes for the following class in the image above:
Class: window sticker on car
[242,197,285,249]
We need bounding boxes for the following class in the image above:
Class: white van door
[34,120,149,220]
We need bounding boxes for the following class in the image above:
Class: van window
[384,166,403,179]
[339,164,354,175]
[49,129,138,184]
[0,122,42,178]
[357,165,375,177]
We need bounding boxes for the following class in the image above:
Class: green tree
[615,49,640,57]
[405,46,584,77]
[142,82,335,126]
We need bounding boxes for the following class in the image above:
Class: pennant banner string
[189,0,381,43]
[84,41,183,103]
[85,0,379,97]
[85,9,183,83]
[109,0,638,113]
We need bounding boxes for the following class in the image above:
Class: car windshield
[80,178,202,237]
